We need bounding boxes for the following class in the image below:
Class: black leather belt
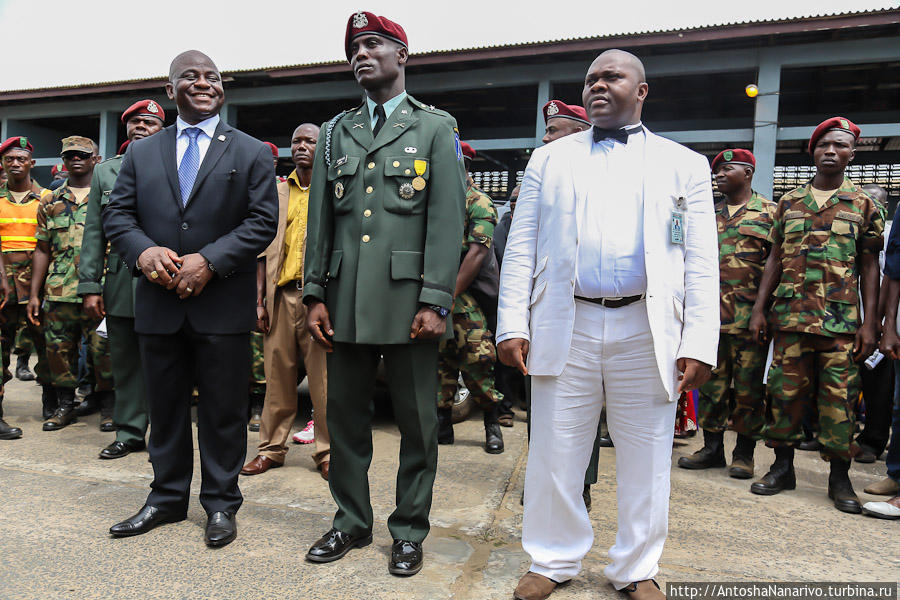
[574,293,645,308]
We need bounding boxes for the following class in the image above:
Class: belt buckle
[601,296,623,307]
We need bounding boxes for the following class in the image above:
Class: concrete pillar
[534,79,550,147]
[1,118,7,141]
[751,51,781,200]
[221,103,238,127]
[98,111,118,160]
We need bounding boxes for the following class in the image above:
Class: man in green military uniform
[749,117,883,514]
[303,11,465,576]
[79,100,165,457]
[678,149,774,479]
[28,136,114,431]
[436,141,503,454]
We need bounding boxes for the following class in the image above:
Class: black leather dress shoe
[597,434,614,448]
[99,440,146,459]
[205,512,237,547]
[0,418,23,440]
[389,539,423,576]
[306,528,373,563]
[109,505,186,537]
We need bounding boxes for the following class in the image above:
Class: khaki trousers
[258,285,329,466]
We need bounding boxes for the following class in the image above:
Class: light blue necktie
[178,127,201,205]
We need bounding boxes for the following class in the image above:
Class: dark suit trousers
[139,325,250,515]
[327,341,439,543]
[857,357,895,455]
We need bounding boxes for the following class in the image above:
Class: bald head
[597,49,645,81]
[582,48,649,129]
[166,50,224,124]
[169,50,218,82]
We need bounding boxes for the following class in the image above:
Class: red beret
[543,101,590,126]
[460,142,476,161]
[808,116,860,154]
[118,140,131,155]
[51,163,67,176]
[712,148,756,172]
[0,136,34,156]
[121,99,165,124]
[345,11,408,61]
[263,142,279,158]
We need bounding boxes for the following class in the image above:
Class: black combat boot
[248,392,264,433]
[677,429,726,469]
[437,407,454,445]
[0,401,22,440]
[99,391,116,432]
[828,458,862,514]
[41,385,57,420]
[484,406,504,454]
[729,433,756,479]
[750,446,796,495]
[43,387,77,431]
[74,391,100,417]
[15,354,35,381]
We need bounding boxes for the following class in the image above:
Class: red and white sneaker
[292,420,315,444]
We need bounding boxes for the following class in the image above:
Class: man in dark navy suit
[103,50,278,547]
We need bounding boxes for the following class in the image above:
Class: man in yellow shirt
[241,123,330,479]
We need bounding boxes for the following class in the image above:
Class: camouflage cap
[60,136,94,155]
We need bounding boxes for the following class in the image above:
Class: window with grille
[471,170,525,200]
[772,164,900,201]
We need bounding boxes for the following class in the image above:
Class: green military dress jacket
[76,155,135,318]
[303,94,466,344]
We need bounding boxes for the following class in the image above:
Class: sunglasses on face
[62,151,92,160]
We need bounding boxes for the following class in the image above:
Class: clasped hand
[137,246,213,299]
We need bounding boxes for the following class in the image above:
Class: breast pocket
[782,216,805,256]
[382,157,429,215]
[326,157,360,215]
[736,221,771,263]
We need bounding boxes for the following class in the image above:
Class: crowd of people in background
[0,9,898,600]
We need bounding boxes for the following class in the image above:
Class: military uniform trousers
[43,301,112,391]
[524,300,675,589]
[697,330,768,438]
[250,331,266,397]
[327,340,440,543]
[258,286,329,466]
[1,261,47,387]
[437,292,502,411]
[765,331,858,460]
[107,316,147,446]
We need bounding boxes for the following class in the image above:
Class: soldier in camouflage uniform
[678,149,773,479]
[248,330,266,431]
[436,142,504,454]
[748,117,883,514]
[28,136,113,431]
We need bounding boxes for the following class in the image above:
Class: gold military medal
[412,159,427,191]
[334,182,344,199]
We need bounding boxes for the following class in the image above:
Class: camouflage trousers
[765,331,858,461]
[0,263,48,385]
[697,330,767,438]
[437,292,503,410]
[250,330,266,396]
[43,301,113,391]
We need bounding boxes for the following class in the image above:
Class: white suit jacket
[496,128,719,402]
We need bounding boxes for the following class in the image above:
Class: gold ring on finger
[150,270,159,280]
[185,287,193,293]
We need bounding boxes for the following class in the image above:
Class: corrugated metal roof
[1,7,896,95]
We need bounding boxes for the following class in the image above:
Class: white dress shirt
[575,123,647,298]
[176,114,220,168]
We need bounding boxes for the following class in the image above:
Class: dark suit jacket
[102,119,278,335]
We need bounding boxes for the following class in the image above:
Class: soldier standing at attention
[749,117,883,514]
[0,137,50,435]
[79,100,165,458]
[436,141,504,454]
[678,149,773,478]
[28,136,113,432]
[303,11,465,576]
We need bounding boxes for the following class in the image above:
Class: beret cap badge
[353,11,368,28]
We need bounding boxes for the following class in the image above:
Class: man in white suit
[498,50,719,600]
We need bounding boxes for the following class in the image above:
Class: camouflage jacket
[454,182,498,314]
[35,183,89,303]
[716,192,775,333]
[770,177,884,337]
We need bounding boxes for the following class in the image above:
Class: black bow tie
[592,125,643,144]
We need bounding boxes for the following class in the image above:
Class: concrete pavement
[0,376,896,600]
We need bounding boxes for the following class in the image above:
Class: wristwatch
[427,304,450,318]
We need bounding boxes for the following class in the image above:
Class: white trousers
[523,299,676,589]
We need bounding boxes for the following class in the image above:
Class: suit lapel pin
[401,109,408,115]
[404,147,417,153]
[218,135,226,141]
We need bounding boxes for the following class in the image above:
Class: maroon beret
[50,163,67,176]
[121,99,165,124]
[0,136,34,156]
[345,11,408,61]
[263,142,279,158]
[808,116,860,154]
[711,148,756,172]
[543,101,590,126]
[460,142,476,161]
[118,140,131,155]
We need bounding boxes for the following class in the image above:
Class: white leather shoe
[862,500,900,520]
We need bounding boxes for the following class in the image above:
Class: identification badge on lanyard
[671,209,685,245]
